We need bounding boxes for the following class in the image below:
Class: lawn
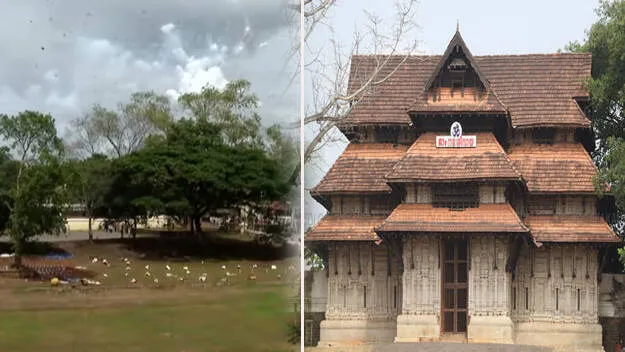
[0,232,300,352]
[0,287,295,352]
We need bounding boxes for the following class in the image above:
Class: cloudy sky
[304,0,601,226]
[0,0,299,134]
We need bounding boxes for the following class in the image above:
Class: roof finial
[456,19,460,32]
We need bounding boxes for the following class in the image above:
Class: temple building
[305,29,622,351]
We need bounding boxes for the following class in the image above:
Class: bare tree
[64,112,105,159]
[65,91,172,159]
[298,0,420,163]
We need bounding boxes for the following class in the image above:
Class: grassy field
[0,232,299,352]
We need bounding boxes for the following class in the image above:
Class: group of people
[98,220,136,237]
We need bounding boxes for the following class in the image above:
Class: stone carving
[325,243,400,321]
[513,243,598,324]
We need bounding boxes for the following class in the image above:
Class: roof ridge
[475,52,592,58]
[351,52,591,59]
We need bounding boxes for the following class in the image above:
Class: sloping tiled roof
[311,143,408,194]
[477,55,591,128]
[342,53,591,128]
[376,203,528,233]
[525,215,621,243]
[305,215,386,241]
[386,132,520,182]
[507,143,598,193]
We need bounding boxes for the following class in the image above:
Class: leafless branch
[302,0,420,163]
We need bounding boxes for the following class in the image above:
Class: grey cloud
[0,0,298,132]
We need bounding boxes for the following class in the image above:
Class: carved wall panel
[401,235,441,316]
[326,242,401,321]
[469,235,511,317]
[512,243,598,324]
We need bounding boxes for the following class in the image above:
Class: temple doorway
[441,238,469,335]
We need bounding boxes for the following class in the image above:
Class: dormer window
[424,31,490,105]
[448,57,467,72]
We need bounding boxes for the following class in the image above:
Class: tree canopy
[0,111,68,266]
[567,0,625,150]
[105,101,291,235]
[0,79,296,263]
[568,0,625,269]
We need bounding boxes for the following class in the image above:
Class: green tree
[0,148,18,234]
[64,154,112,242]
[106,117,289,236]
[569,0,625,269]
[566,0,625,150]
[0,111,68,267]
[266,124,299,186]
[178,80,263,147]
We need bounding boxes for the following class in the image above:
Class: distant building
[305,29,621,351]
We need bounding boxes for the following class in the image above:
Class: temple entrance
[441,238,468,335]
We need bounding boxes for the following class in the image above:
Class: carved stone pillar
[395,235,441,342]
[467,235,514,343]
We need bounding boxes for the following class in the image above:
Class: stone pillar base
[515,322,604,352]
[467,315,514,344]
[317,319,396,347]
[394,314,440,342]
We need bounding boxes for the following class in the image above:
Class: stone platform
[306,342,553,352]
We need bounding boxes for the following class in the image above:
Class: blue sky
[304,0,600,226]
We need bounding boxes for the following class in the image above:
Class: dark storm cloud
[0,0,298,130]
[35,0,290,53]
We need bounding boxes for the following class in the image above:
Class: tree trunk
[88,216,93,243]
[132,219,137,240]
[12,238,23,269]
[194,216,202,235]
[189,216,195,234]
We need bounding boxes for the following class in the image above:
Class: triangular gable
[423,30,490,93]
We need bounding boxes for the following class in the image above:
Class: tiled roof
[311,143,408,194]
[507,143,598,193]
[305,215,386,241]
[477,55,591,128]
[376,203,528,233]
[525,215,621,243]
[343,53,591,128]
[386,132,521,182]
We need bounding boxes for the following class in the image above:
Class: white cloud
[259,41,269,48]
[233,43,245,54]
[167,60,228,100]
[160,23,176,34]
[160,25,231,100]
